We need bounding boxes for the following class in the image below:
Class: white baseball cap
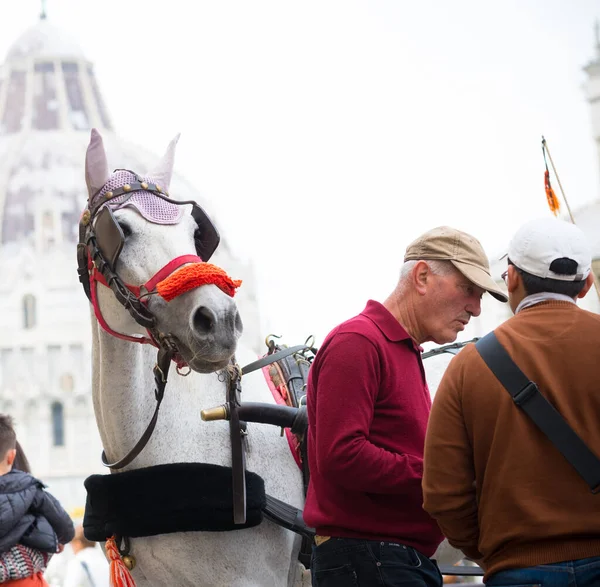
[507,217,592,282]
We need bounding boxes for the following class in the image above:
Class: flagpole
[541,136,600,301]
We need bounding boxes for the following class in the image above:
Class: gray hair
[399,259,454,289]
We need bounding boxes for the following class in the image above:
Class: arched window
[22,295,36,329]
[51,402,64,446]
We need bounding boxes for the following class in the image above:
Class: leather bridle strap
[227,363,247,524]
[224,344,309,524]
[241,345,310,376]
[87,235,156,330]
[102,347,174,469]
[421,337,480,360]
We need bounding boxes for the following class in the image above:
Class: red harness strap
[262,362,303,470]
[89,254,242,364]
[90,254,203,347]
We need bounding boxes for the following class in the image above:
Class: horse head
[79,129,243,373]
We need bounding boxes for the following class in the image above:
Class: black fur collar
[83,463,266,542]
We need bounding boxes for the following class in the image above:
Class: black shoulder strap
[476,332,600,494]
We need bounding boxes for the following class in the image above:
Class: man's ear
[576,273,596,299]
[506,265,521,293]
[6,448,16,467]
[413,261,432,295]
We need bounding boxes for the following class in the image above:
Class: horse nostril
[193,306,217,335]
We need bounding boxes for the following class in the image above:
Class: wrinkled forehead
[92,170,184,225]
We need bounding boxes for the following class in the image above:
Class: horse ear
[85,128,109,199]
[149,133,180,191]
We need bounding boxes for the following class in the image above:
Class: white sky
[1,1,599,346]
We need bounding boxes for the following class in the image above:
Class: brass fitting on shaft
[201,405,229,421]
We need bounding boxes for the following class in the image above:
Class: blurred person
[63,525,109,587]
[0,415,74,586]
[423,218,600,586]
[0,440,53,586]
[304,226,507,587]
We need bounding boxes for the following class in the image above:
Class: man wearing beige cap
[304,226,505,587]
[423,217,600,587]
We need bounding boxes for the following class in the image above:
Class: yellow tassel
[544,170,560,216]
[106,536,137,587]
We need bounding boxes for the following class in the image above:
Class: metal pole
[541,136,600,301]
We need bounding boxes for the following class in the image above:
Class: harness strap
[89,180,170,217]
[84,463,266,541]
[102,347,173,470]
[227,365,248,524]
[421,337,480,359]
[88,236,156,330]
[263,494,315,539]
[250,341,315,569]
[476,332,600,493]
[241,345,310,375]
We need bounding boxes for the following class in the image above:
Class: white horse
[80,128,462,587]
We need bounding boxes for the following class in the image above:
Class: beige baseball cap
[404,226,508,302]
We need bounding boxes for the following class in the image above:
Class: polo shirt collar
[361,300,414,344]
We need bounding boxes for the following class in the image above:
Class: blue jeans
[486,556,600,586]
[311,537,443,587]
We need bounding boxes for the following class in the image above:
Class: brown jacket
[423,301,600,581]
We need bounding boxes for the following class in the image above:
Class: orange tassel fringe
[106,536,136,587]
[544,169,560,216]
[157,263,242,301]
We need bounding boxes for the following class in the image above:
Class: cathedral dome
[0,18,112,139]
[6,18,85,62]
[0,16,115,251]
[0,17,229,250]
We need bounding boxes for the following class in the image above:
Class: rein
[421,337,479,359]
[101,347,174,470]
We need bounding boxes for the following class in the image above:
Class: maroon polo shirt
[303,300,444,556]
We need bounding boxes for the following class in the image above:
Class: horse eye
[118,221,132,238]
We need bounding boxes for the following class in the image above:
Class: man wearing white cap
[423,217,600,587]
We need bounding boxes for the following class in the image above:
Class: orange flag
[544,169,560,216]
[542,139,560,216]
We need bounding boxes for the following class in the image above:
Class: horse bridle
[78,171,262,524]
[76,172,223,470]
